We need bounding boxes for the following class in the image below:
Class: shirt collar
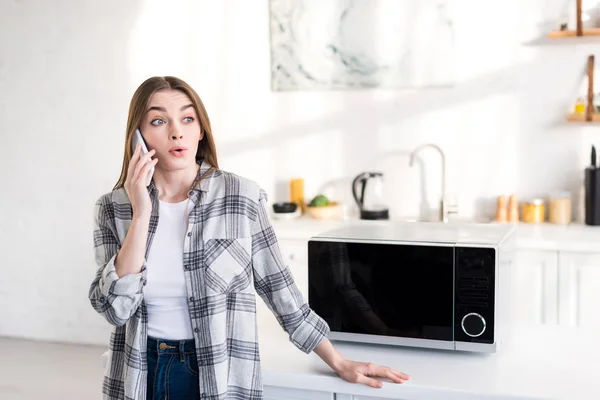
[148,158,216,197]
[195,158,216,193]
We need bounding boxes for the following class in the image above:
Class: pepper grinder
[508,194,519,223]
[495,195,508,223]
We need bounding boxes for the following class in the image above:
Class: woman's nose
[170,124,183,139]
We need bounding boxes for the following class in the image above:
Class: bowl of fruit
[306,194,342,220]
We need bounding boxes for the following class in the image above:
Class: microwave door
[308,240,455,342]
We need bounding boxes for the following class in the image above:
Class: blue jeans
[147,337,200,400]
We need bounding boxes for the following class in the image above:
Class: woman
[89,76,410,400]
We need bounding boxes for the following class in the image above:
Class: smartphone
[132,128,154,187]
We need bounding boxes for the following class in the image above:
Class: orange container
[521,198,545,223]
[290,178,305,213]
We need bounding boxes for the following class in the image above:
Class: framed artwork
[269,0,455,91]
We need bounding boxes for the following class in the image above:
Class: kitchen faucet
[409,143,448,223]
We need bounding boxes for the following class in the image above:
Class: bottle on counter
[585,146,600,226]
[290,178,306,214]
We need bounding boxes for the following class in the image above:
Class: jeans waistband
[147,337,196,355]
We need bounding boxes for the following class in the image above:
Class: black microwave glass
[308,240,454,341]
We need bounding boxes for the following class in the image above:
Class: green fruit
[310,194,330,207]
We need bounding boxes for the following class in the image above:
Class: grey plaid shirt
[89,160,330,400]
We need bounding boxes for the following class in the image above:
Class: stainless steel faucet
[409,143,448,223]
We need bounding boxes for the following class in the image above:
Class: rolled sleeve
[99,253,144,297]
[289,305,331,354]
[251,189,330,353]
[89,197,144,327]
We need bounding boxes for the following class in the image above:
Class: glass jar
[574,97,586,114]
[521,198,546,223]
[549,191,572,225]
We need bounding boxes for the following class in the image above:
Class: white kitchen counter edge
[261,370,543,400]
[270,217,600,253]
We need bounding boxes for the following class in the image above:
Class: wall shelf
[548,28,600,39]
[567,112,600,122]
[548,0,600,39]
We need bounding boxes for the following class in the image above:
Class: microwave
[307,222,516,353]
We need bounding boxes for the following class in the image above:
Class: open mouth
[169,147,188,156]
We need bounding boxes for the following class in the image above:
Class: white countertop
[270,216,600,253]
[257,307,600,400]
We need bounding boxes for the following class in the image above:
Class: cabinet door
[335,394,405,400]
[264,385,333,400]
[512,250,559,325]
[558,252,600,330]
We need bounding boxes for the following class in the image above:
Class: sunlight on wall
[128,0,189,82]
[219,128,348,209]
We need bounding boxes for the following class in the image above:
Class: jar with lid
[521,198,546,223]
[549,191,572,225]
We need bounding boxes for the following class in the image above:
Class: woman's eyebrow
[146,106,166,114]
[145,104,194,114]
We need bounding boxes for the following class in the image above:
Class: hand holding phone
[124,129,157,218]
[131,129,154,187]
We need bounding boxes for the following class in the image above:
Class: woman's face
[139,89,202,172]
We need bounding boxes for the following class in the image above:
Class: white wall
[0,0,598,345]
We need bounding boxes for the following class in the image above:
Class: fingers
[137,158,158,184]
[356,374,383,389]
[126,143,142,181]
[391,370,411,381]
[372,364,410,380]
[363,363,410,385]
[133,149,156,181]
[385,369,409,383]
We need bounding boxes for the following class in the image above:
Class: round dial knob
[461,313,486,338]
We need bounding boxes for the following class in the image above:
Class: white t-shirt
[144,199,194,340]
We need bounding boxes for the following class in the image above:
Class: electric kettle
[351,172,390,220]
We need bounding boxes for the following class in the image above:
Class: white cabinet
[513,249,600,331]
[263,385,333,400]
[335,394,404,400]
[513,250,559,325]
[558,252,600,331]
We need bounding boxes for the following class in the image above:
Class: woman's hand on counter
[314,338,410,388]
[334,359,410,388]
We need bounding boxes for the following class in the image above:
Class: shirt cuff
[290,309,331,354]
[100,253,145,296]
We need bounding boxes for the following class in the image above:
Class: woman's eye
[151,119,165,126]
[183,117,194,123]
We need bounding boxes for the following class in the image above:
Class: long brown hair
[113,76,219,190]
